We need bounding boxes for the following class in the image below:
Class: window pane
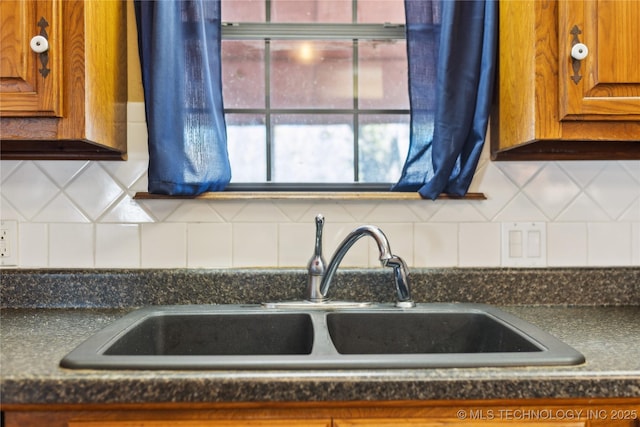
[222,41,265,109]
[221,0,410,186]
[358,41,408,110]
[272,114,354,182]
[227,114,267,182]
[358,0,405,23]
[270,41,353,109]
[271,0,352,23]
[221,0,266,22]
[358,114,410,183]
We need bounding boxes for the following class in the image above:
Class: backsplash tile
[493,193,548,222]
[95,224,141,268]
[140,223,187,268]
[468,161,520,220]
[458,222,501,267]
[587,222,634,266]
[585,163,639,219]
[2,162,59,219]
[523,163,581,220]
[278,222,312,268]
[414,223,458,267]
[232,223,278,267]
[546,223,588,267]
[187,222,232,268]
[49,223,94,268]
[1,102,639,269]
[33,193,90,223]
[18,223,48,267]
[555,193,610,222]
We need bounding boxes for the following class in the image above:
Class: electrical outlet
[0,220,18,267]
[501,222,546,267]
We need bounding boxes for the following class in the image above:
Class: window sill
[133,191,486,201]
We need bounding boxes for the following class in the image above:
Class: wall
[1,114,638,269]
[1,3,638,269]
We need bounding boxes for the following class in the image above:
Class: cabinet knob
[571,43,588,61]
[30,35,49,53]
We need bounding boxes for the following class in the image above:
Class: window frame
[135,4,487,200]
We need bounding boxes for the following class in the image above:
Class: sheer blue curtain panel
[135,0,231,195]
[393,0,498,199]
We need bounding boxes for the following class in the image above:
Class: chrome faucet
[305,216,415,308]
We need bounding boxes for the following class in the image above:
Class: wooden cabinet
[334,421,584,427]
[491,0,640,160]
[0,0,127,160]
[67,421,331,427]
[4,399,639,427]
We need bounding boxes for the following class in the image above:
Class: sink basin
[105,313,313,356]
[60,304,584,370]
[327,312,540,354]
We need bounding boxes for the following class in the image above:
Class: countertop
[1,268,639,406]
[2,305,639,405]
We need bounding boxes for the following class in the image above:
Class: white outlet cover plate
[0,220,18,267]
[501,222,547,267]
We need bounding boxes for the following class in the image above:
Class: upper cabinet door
[491,0,640,160]
[0,0,63,117]
[0,0,126,160]
[559,0,640,120]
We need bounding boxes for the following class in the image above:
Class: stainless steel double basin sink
[61,303,584,370]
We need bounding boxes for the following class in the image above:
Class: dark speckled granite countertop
[1,268,639,405]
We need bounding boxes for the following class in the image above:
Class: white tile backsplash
[17,223,48,267]
[141,223,187,268]
[587,222,634,266]
[33,193,90,223]
[95,224,141,268]
[187,223,232,268]
[1,102,639,269]
[232,223,278,267]
[585,163,640,219]
[523,163,581,220]
[2,162,59,219]
[458,222,501,267]
[555,193,611,222]
[546,223,588,267]
[414,223,458,267]
[49,223,94,268]
[278,223,311,268]
[493,193,547,222]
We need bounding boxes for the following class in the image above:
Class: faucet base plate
[263,300,372,310]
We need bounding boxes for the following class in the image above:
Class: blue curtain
[393,0,497,199]
[135,0,231,195]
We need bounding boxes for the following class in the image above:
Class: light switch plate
[501,222,547,267]
[0,220,18,267]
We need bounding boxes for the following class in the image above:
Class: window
[221,0,409,187]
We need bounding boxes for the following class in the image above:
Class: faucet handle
[306,214,327,302]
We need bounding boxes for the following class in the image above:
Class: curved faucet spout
[314,225,415,307]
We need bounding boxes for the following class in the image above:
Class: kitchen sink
[60,303,584,370]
